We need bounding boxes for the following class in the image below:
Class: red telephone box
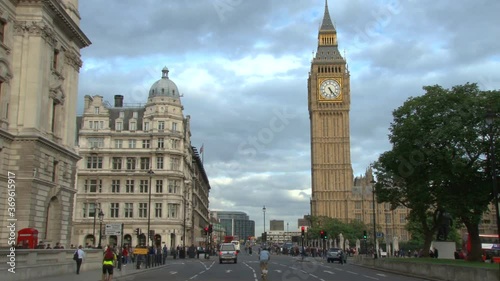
[17,228,39,249]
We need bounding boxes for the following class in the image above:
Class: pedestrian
[75,245,85,274]
[102,246,117,281]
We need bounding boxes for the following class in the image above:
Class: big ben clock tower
[308,1,354,220]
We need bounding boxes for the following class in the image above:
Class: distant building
[270,220,284,231]
[211,211,255,241]
[73,68,210,249]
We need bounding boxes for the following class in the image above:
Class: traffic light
[301,226,305,236]
[203,226,209,235]
[363,230,367,239]
[320,230,325,239]
[262,232,267,242]
[323,231,328,240]
[208,224,213,233]
[134,228,140,236]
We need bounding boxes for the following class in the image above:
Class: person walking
[102,246,117,281]
[75,245,85,274]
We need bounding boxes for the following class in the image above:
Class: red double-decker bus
[465,233,500,261]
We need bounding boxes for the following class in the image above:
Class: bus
[465,233,500,261]
[231,240,241,253]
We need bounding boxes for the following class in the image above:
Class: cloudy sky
[77,0,500,235]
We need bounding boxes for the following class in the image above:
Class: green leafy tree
[373,83,499,262]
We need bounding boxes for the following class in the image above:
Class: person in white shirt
[75,245,85,274]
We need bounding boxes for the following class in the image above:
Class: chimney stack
[114,95,124,107]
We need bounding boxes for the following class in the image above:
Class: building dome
[148,67,180,99]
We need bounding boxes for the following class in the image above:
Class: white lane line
[362,274,379,280]
[346,270,359,275]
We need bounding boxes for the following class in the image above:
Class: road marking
[347,270,359,275]
[310,274,318,278]
[169,271,177,275]
[362,275,379,280]
[377,273,387,277]
[274,270,282,273]
[226,269,232,273]
[189,274,198,279]
[324,270,335,274]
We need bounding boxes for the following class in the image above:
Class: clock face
[320,79,341,99]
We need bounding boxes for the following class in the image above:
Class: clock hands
[328,87,334,94]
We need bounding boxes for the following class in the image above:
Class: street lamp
[97,209,104,249]
[92,203,97,247]
[371,180,378,259]
[182,180,191,258]
[486,111,499,250]
[263,206,266,239]
[147,169,154,246]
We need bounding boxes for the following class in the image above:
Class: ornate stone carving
[64,50,83,71]
[0,59,13,81]
[13,21,57,46]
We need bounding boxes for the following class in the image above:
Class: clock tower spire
[308,1,353,220]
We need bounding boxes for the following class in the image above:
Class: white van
[231,240,240,253]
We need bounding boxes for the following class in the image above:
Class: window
[139,203,148,218]
[168,180,179,193]
[116,121,123,131]
[83,202,98,218]
[124,203,133,218]
[112,157,122,170]
[140,157,150,170]
[114,139,123,148]
[156,180,163,193]
[139,180,149,193]
[158,121,165,130]
[126,180,134,193]
[155,203,162,218]
[400,214,406,223]
[112,180,120,193]
[110,203,119,218]
[130,122,136,131]
[355,214,362,221]
[385,214,391,224]
[167,203,179,218]
[99,121,104,129]
[94,106,99,114]
[128,139,136,148]
[0,20,6,43]
[53,49,59,70]
[354,202,361,210]
[172,122,178,132]
[142,140,150,149]
[126,157,136,170]
[88,137,104,148]
[170,157,180,170]
[84,179,102,193]
[86,156,103,169]
[171,139,179,149]
[157,138,164,148]
[89,121,100,130]
[144,122,150,131]
[52,160,58,182]
[156,156,164,169]
[133,112,138,119]
[119,111,125,118]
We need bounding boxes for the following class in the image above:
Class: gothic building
[308,1,411,242]
[73,68,210,249]
[0,0,90,246]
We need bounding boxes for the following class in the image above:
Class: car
[219,243,237,264]
[326,248,344,263]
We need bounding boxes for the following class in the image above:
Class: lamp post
[371,180,378,259]
[263,206,266,241]
[92,205,96,247]
[147,169,154,246]
[97,209,104,249]
[486,111,499,251]
[182,180,191,259]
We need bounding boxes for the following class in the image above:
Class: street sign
[105,223,122,235]
[376,232,384,238]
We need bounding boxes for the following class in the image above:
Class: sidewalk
[35,263,166,281]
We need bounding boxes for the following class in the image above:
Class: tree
[373,83,499,262]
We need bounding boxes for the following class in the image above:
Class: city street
[114,254,430,281]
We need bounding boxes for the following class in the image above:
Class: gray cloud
[77,0,500,234]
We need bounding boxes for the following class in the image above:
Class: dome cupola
[148,67,180,99]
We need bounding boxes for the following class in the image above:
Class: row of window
[82,202,180,219]
[83,179,181,193]
[86,156,180,170]
[88,119,179,132]
[87,138,180,149]
[353,213,406,224]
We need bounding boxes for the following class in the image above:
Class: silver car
[327,247,345,263]
[219,243,237,264]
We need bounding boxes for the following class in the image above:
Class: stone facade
[0,0,90,248]
[72,69,210,250]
